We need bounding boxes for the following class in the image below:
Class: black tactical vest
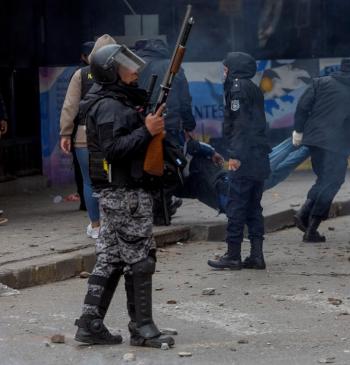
[80,66,94,100]
[77,66,95,126]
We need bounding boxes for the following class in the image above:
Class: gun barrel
[155,4,194,111]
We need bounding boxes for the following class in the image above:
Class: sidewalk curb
[0,226,191,289]
[1,199,349,289]
[191,199,350,242]
[189,209,296,242]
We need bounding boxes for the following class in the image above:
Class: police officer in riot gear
[208,52,271,270]
[74,44,174,348]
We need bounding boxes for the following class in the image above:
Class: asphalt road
[1,216,350,365]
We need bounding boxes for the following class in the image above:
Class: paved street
[1,215,350,365]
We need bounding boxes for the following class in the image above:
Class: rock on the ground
[178,352,192,357]
[202,288,216,295]
[79,271,90,279]
[318,357,336,364]
[0,283,20,297]
[238,339,249,344]
[51,334,65,343]
[167,299,177,304]
[123,353,136,362]
[328,298,342,306]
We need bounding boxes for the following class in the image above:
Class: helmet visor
[111,45,146,72]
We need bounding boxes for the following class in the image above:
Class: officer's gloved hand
[292,131,303,147]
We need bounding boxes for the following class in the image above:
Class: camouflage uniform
[82,187,155,317]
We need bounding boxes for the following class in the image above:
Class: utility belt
[89,152,113,186]
[89,143,187,190]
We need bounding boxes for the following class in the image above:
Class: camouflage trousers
[82,187,156,317]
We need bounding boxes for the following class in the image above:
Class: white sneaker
[86,223,100,239]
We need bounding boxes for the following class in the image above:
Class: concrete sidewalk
[0,171,349,289]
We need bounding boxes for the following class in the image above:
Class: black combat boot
[207,243,242,270]
[303,216,326,243]
[74,316,122,345]
[129,258,175,348]
[243,239,266,270]
[294,199,313,232]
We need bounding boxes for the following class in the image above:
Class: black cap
[81,41,95,56]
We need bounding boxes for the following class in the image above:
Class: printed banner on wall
[39,58,345,185]
[182,62,224,141]
[255,59,319,129]
[183,58,321,138]
[319,58,342,76]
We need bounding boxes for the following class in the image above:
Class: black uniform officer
[136,38,196,143]
[74,44,174,348]
[293,58,350,242]
[208,52,271,270]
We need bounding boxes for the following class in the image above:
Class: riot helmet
[90,44,146,84]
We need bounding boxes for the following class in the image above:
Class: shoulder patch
[231,78,240,92]
[231,99,240,112]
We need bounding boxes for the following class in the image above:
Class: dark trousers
[226,176,265,246]
[307,146,348,219]
[72,146,85,209]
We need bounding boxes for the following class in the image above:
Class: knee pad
[131,256,156,276]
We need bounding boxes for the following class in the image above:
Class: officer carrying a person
[293,58,350,242]
[74,43,174,348]
[208,52,271,270]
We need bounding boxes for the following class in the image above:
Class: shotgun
[143,4,194,176]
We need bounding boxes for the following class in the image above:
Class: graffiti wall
[183,58,323,140]
[40,58,344,185]
[39,66,76,185]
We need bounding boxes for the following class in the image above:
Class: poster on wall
[183,62,224,142]
[39,66,76,185]
[183,59,319,140]
[319,58,342,76]
[255,59,319,129]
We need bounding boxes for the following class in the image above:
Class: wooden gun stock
[143,132,165,176]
